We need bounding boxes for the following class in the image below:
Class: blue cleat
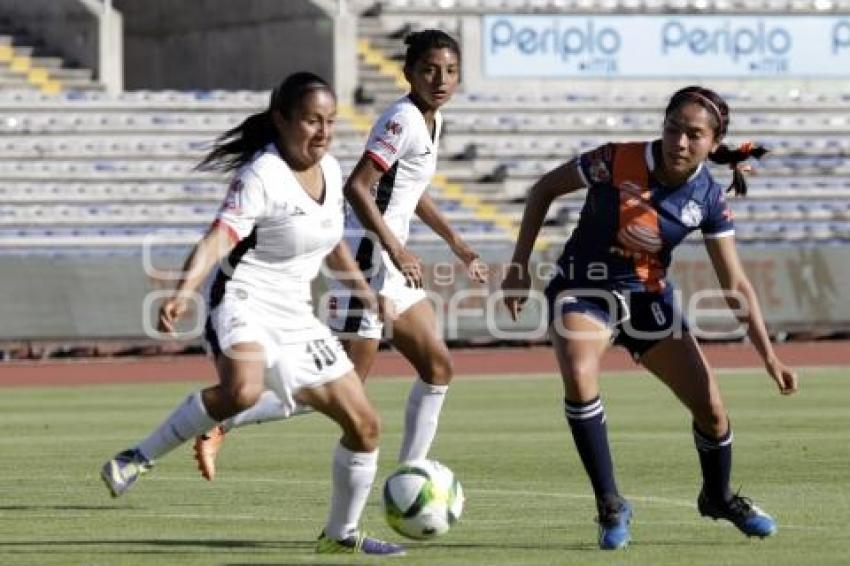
[316,531,406,556]
[698,488,777,538]
[596,496,632,550]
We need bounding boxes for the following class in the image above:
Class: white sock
[221,390,312,432]
[398,378,448,463]
[323,443,378,541]
[136,392,216,461]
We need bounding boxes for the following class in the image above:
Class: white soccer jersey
[209,143,345,341]
[326,97,441,337]
[347,95,442,247]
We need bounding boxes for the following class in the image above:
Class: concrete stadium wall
[2,243,847,343]
[112,0,355,98]
[0,0,122,91]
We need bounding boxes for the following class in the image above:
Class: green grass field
[1,368,848,565]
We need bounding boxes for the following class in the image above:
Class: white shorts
[324,253,426,340]
[206,293,354,417]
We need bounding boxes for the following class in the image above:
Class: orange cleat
[193,425,226,481]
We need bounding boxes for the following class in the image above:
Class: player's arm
[704,235,798,395]
[158,223,237,334]
[415,192,487,283]
[343,154,423,288]
[502,160,586,320]
[324,240,396,322]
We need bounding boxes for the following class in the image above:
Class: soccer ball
[382,459,464,540]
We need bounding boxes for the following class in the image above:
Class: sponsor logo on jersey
[291,206,306,216]
[375,137,398,154]
[618,224,663,253]
[222,178,243,212]
[619,182,653,212]
[680,199,703,227]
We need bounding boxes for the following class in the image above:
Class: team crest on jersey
[585,143,613,183]
[588,159,610,183]
[681,200,703,227]
[384,120,403,136]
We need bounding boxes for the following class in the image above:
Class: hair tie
[686,91,724,132]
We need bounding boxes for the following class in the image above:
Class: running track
[0,341,846,387]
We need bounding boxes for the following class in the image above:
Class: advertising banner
[483,14,850,77]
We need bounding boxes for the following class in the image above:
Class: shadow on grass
[0,539,310,551]
[0,510,115,511]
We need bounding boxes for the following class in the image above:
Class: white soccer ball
[382,459,464,540]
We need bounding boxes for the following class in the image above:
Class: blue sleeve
[701,184,735,239]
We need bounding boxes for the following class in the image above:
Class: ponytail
[708,141,768,196]
[197,110,277,172]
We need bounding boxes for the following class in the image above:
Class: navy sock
[565,396,619,502]
[693,421,733,503]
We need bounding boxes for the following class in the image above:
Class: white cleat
[100,449,153,497]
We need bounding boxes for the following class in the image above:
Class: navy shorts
[545,277,688,360]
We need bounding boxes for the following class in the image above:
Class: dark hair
[198,71,335,172]
[665,85,729,139]
[665,86,767,195]
[709,142,768,196]
[403,29,461,70]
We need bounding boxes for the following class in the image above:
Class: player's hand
[501,262,532,321]
[393,247,423,289]
[158,295,190,334]
[765,357,798,395]
[376,293,397,324]
[463,253,489,284]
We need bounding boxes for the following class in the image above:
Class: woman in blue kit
[501,86,798,550]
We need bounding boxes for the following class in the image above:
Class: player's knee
[224,380,263,413]
[563,358,600,388]
[420,349,453,385]
[693,399,728,438]
[349,410,381,452]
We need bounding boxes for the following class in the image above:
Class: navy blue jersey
[555,141,734,293]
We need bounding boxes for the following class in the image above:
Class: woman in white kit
[194,30,488,480]
[99,72,405,556]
